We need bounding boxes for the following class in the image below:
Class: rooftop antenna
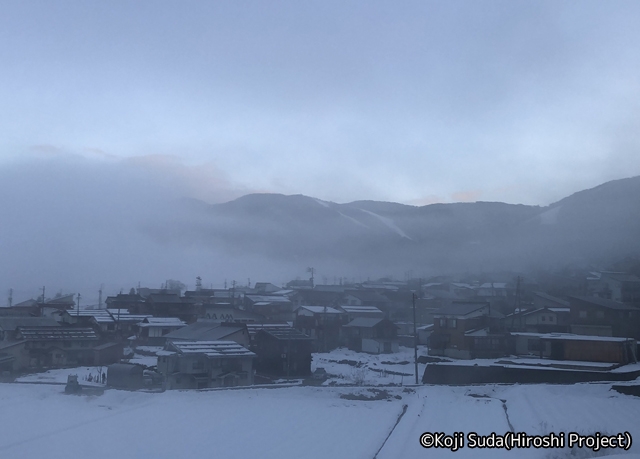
[77,293,81,318]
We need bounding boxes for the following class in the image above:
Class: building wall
[361,338,398,354]
[562,340,633,364]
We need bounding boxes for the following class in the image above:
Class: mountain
[157,176,640,276]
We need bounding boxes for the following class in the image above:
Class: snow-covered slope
[1,381,639,459]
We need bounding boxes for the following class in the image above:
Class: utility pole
[307,267,314,288]
[98,285,103,309]
[323,304,328,353]
[8,288,12,307]
[77,293,81,318]
[41,286,46,304]
[412,292,419,385]
[287,330,291,379]
[231,280,236,308]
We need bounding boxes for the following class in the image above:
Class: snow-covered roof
[339,305,383,314]
[298,306,342,315]
[245,295,291,303]
[17,327,98,340]
[510,332,635,343]
[165,321,245,341]
[68,309,115,323]
[479,283,508,289]
[170,340,254,358]
[107,309,153,323]
[139,317,187,328]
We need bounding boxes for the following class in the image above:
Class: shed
[107,363,144,389]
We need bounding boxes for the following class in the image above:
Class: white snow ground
[1,381,639,459]
[313,346,426,385]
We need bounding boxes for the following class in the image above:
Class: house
[428,301,504,359]
[503,307,570,334]
[163,321,250,347]
[417,324,433,345]
[106,309,152,337]
[590,272,640,305]
[286,279,313,289]
[245,323,293,349]
[289,289,344,308]
[254,329,313,377]
[200,305,265,323]
[16,327,99,368]
[463,327,509,359]
[157,340,254,389]
[140,294,198,323]
[532,292,570,310]
[252,283,281,294]
[342,291,390,311]
[477,283,509,298]
[137,317,187,344]
[569,296,640,339]
[342,318,399,354]
[0,318,58,371]
[93,342,124,366]
[104,292,145,311]
[244,295,294,322]
[294,306,344,352]
[0,317,60,343]
[0,299,39,317]
[60,309,117,334]
[338,305,384,322]
[40,294,77,318]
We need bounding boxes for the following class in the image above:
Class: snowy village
[2,269,640,458]
[4,1,640,458]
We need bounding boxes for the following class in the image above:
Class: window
[541,316,546,322]
[448,319,457,329]
[439,318,446,328]
[192,360,205,371]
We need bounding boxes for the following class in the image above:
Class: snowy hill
[168,176,640,275]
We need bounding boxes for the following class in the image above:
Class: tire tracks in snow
[0,398,155,453]
[373,404,408,459]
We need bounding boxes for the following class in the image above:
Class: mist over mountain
[1,155,638,303]
[158,175,640,278]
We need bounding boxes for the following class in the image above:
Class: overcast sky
[2,0,640,206]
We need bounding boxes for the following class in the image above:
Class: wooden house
[158,340,254,389]
[569,296,640,339]
[294,306,344,352]
[342,318,399,354]
[254,328,313,377]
